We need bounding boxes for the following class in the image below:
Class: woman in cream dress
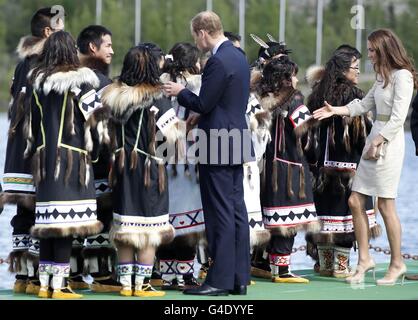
[313,29,417,285]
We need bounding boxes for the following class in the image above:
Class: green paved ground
[1,262,417,300]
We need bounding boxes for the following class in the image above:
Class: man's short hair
[77,25,112,55]
[191,11,223,36]
[31,7,55,38]
[224,31,241,43]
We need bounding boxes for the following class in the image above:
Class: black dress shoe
[183,283,229,296]
[229,285,247,295]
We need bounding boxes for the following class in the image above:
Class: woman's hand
[364,143,379,160]
[313,101,335,120]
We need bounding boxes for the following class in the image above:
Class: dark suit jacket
[178,40,253,165]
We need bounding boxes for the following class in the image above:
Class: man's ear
[89,42,97,54]
[43,27,53,38]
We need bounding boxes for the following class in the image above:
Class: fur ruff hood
[16,35,46,60]
[32,67,100,95]
[101,81,163,124]
[306,65,325,88]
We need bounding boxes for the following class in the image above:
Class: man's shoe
[229,285,247,295]
[183,283,229,296]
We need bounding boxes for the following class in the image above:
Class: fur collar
[16,36,46,60]
[79,54,110,77]
[160,72,201,93]
[258,87,297,113]
[101,81,163,123]
[33,67,100,95]
[250,69,263,91]
[306,65,325,88]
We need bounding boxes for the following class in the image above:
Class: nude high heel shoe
[376,264,407,286]
[345,260,376,284]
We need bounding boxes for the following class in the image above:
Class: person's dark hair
[163,42,200,82]
[31,7,55,38]
[257,56,298,98]
[224,31,241,43]
[307,47,363,112]
[258,41,292,60]
[119,44,162,86]
[141,42,164,64]
[334,44,362,59]
[77,25,112,55]
[31,31,80,85]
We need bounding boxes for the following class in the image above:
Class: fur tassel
[84,123,93,153]
[304,129,312,151]
[272,160,278,193]
[158,162,166,194]
[54,148,61,181]
[130,149,138,171]
[32,149,41,186]
[97,121,104,144]
[353,117,361,144]
[343,119,351,153]
[148,110,157,155]
[8,91,26,139]
[334,175,345,195]
[85,158,91,187]
[79,153,86,188]
[118,148,125,173]
[144,157,151,188]
[287,164,294,199]
[64,94,76,137]
[329,120,335,148]
[23,107,33,159]
[279,117,286,153]
[370,224,382,239]
[108,166,116,188]
[296,137,303,157]
[299,166,306,199]
[64,148,73,185]
[40,147,46,180]
[7,251,24,273]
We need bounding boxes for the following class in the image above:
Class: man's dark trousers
[199,164,250,290]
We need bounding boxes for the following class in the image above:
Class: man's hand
[163,81,186,97]
[186,113,201,133]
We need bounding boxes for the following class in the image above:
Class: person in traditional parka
[305,45,380,278]
[0,7,64,295]
[248,35,293,280]
[101,44,178,297]
[255,56,319,283]
[27,31,107,299]
[76,25,122,292]
[158,42,203,290]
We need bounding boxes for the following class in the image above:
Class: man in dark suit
[163,11,252,296]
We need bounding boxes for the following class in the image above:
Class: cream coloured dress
[347,69,414,198]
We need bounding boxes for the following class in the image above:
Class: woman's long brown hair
[368,28,417,88]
